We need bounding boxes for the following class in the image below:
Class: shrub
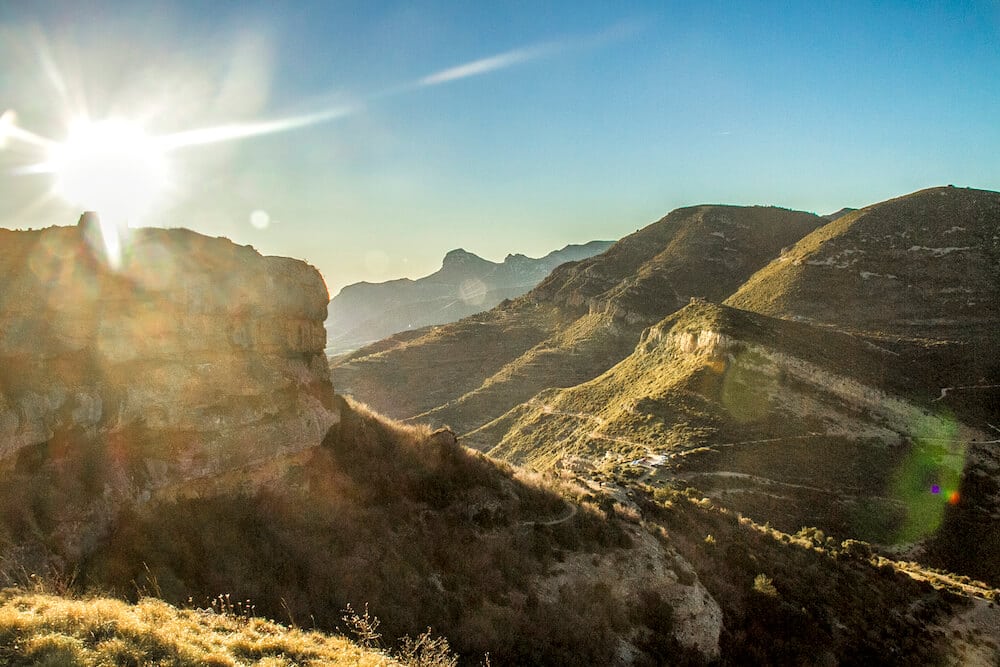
[752,574,779,598]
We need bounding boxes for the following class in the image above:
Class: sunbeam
[156,106,357,151]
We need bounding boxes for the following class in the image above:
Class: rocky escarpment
[0,215,338,558]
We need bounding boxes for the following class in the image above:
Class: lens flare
[890,413,966,543]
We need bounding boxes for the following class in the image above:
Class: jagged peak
[442,247,485,264]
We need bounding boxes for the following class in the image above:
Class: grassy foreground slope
[0,589,399,667]
[333,205,822,437]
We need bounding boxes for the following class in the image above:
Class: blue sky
[1,1,998,292]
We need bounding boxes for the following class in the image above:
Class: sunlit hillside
[0,588,402,666]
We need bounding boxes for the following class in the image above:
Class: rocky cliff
[0,215,338,558]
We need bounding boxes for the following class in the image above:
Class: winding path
[933,384,1000,402]
[520,502,578,527]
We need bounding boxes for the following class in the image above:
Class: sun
[46,118,169,227]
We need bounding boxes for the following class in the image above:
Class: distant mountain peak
[327,239,614,354]
[442,247,486,265]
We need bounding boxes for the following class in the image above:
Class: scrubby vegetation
[641,486,999,664]
[76,397,651,665]
[0,587,399,666]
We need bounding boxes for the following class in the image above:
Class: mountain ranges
[0,190,997,664]
[326,241,613,355]
[332,186,1000,586]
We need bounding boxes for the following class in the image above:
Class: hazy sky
[1,1,998,294]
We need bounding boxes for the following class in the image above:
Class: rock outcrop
[0,216,338,558]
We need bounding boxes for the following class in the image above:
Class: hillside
[474,302,1000,575]
[1,216,998,664]
[638,485,1000,666]
[0,588,400,666]
[0,221,722,664]
[75,397,722,665]
[333,187,1000,587]
[727,186,1000,423]
[728,187,1000,335]
[326,241,613,354]
[331,205,823,434]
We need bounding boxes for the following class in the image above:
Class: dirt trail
[520,502,578,527]
[933,383,1000,402]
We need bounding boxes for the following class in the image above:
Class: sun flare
[46,118,169,227]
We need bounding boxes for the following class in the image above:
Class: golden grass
[0,589,400,667]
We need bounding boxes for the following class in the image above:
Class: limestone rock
[0,220,338,558]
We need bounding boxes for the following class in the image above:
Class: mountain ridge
[326,240,613,354]
[331,186,1000,587]
[332,205,824,434]
[1,206,997,664]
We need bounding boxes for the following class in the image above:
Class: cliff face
[0,217,338,557]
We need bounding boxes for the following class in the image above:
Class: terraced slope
[727,185,1000,424]
[332,205,822,434]
[476,302,1000,569]
[727,187,1000,335]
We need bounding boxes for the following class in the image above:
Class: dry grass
[0,588,400,666]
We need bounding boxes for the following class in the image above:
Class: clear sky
[1,1,998,294]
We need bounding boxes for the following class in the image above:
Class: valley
[0,186,997,665]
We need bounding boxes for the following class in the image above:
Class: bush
[752,574,779,598]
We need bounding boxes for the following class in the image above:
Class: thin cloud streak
[416,19,641,88]
[2,20,638,161]
[418,44,556,86]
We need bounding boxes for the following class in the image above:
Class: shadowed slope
[78,397,721,665]
[727,186,1000,426]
